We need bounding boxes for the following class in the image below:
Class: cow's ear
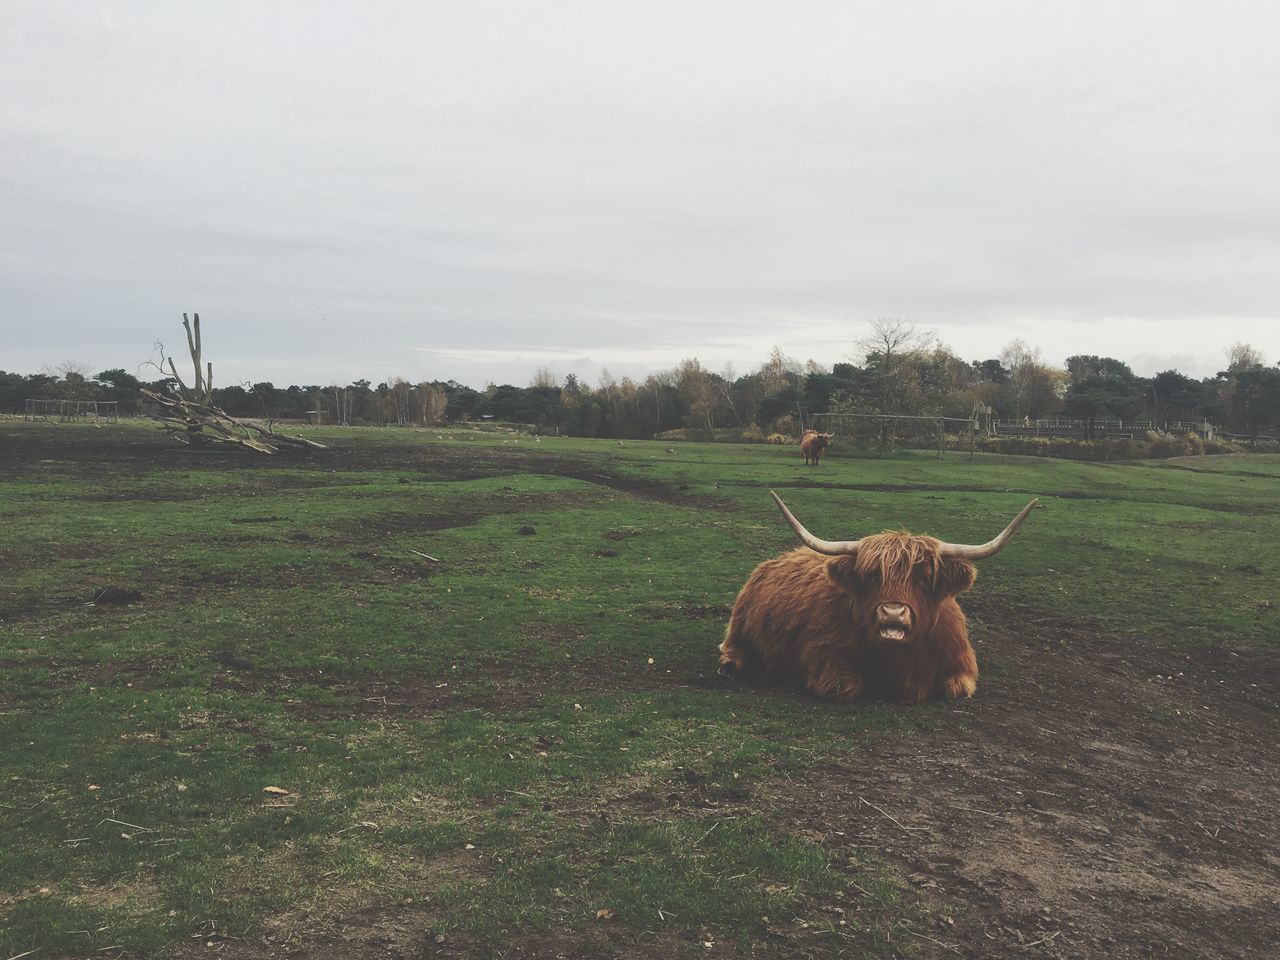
[825,556,861,594]
[936,558,977,596]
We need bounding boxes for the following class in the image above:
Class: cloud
[2,1,1278,386]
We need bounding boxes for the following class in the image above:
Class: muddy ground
[4,429,1278,959]
[777,603,1280,960]
[191,619,1280,960]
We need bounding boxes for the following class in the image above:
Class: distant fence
[993,418,1216,440]
[1219,432,1278,443]
[24,399,119,423]
[809,413,1220,443]
[808,412,979,458]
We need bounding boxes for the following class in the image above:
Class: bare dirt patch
[1,429,736,519]
[646,601,735,621]
[761,610,1280,959]
[207,665,550,721]
[69,879,163,911]
[186,905,743,960]
[0,656,171,706]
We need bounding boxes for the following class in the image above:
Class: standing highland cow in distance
[799,429,832,466]
[718,493,1037,703]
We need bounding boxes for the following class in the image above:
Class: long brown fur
[718,532,980,703]
[799,431,830,466]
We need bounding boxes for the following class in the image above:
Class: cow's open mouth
[878,626,908,642]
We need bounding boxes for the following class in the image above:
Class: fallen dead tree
[143,313,327,453]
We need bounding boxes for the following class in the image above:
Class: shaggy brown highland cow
[718,493,1037,703]
[799,430,832,466]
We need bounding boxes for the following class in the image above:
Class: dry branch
[145,313,327,454]
[858,795,928,834]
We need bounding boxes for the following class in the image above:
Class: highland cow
[718,493,1037,703]
[799,430,832,466]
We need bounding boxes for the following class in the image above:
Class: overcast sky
[3,1,1278,389]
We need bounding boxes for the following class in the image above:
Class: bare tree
[389,377,413,425]
[142,313,326,452]
[645,370,675,431]
[597,367,621,423]
[717,363,742,426]
[530,366,558,389]
[758,346,802,395]
[857,319,935,416]
[999,338,1062,420]
[331,383,352,425]
[676,358,719,433]
[44,361,94,399]
[857,319,935,366]
[1227,342,1265,372]
[419,382,448,423]
[804,359,829,377]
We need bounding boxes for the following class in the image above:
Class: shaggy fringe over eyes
[852,533,944,585]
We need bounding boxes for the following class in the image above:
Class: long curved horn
[937,499,1038,560]
[770,491,862,556]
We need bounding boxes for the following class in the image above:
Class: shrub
[948,434,1163,461]
[1144,430,1208,458]
[1145,430,1179,458]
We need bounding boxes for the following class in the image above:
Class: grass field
[2,422,1277,959]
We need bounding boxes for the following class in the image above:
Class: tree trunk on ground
[144,313,327,454]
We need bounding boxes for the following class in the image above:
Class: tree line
[5,323,1278,439]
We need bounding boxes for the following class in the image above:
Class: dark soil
[764,610,1280,960]
[0,429,735,511]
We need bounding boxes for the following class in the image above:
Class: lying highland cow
[718,493,1037,703]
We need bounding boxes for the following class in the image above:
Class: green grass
[2,421,1277,957]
